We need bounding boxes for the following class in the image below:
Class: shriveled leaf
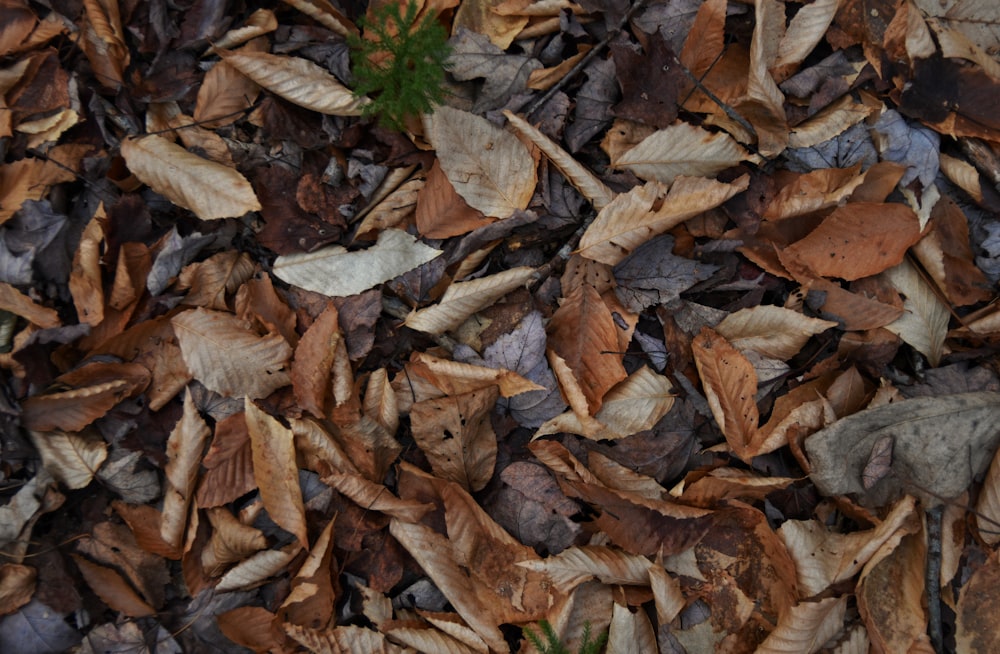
[404,266,535,335]
[409,351,543,398]
[424,105,536,218]
[273,229,441,298]
[610,121,753,184]
[245,399,308,548]
[321,470,432,523]
[29,430,107,490]
[120,135,261,220]
[806,393,1000,507]
[0,282,59,328]
[579,175,748,265]
[219,50,368,115]
[284,623,404,654]
[172,308,292,399]
[0,564,35,617]
[691,327,760,463]
[714,305,837,361]
[518,546,653,593]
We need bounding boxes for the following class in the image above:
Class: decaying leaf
[806,393,1000,506]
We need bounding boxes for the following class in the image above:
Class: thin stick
[926,505,944,654]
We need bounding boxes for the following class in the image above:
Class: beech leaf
[273,229,442,298]
[610,121,754,184]
[120,135,261,220]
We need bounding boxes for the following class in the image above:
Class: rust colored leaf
[691,327,761,463]
[71,555,154,617]
[160,391,211,550]
[291,302,341,419]
[781,203,923,281]
[416,160,493,239]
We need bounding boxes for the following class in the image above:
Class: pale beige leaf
[593,366,674,437]
[649,565,685,625]
[939,153,984,204]
[220,50,368,115]
[518,546,653,593]
[194,56,262,128]
[389,519,508,652]
[172,308,292,399]
[975,448,1000,545]
[904,3,936,61]
[587,451,668,501]
[424,105,536,218]
[30,430,107,490]
[383,623,483,654]
[202,507,268,576]
[404,266,535,335]
[756,597,847,654]
[273,228,441,298]
[787,95,872,149]
[578,175,749,265]
[773,0,841,76]
[743,0,788,156]
[714,305,837,361]
[215,543,302,592]
[120,135,260,220]
[204,8,277,53]
[69,212,104,326]
[160,391,211,548]
[930,16,1000,82]
[419,614,489,653]
[0,472,51,549]
[607,600,657,654]
[691,327,760,463]
[611,121,753,184]
[881,259,949,366]
[284,624,404,654]
[777,495,919,596]
[409,351,544,398]
[364,368,399,437]
[503,110,615,210]
[245,399,308,548]
[0,563,35,615]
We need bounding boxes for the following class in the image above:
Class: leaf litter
[3,0,1000,652]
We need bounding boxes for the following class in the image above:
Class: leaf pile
[3,0,1000,652]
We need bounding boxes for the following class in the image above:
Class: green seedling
[523,619,608,654]
[348,0,452,129]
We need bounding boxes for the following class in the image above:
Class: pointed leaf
[405,266,535,335]
[610,121,752,184]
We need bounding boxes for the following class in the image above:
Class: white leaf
[273,229,442,297]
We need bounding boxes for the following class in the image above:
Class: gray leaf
[447,29,542,113]
[872,109,940,188]
[613,235,718,312]
[805,392,1000,507]
[565,57,618,153]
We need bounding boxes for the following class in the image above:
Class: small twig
[521,0,650,118]
[925,505,944,654]
[672,54,761,148]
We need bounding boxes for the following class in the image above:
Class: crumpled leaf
[273,229,441,298]
[423,105,536,218]
[120,135,261,220]
[805,392,1000,507]
[171,308,292,399]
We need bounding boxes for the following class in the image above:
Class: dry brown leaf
[691,326,760,463]
[880,259,949,367]
[547,284,627,414]
[68,212,104,327]
[160,391,211,549]
[416,160,493,239]
[363,368,399,437]
[610,121,753,184]
[216,542,302,592]
[204,9,278,53]
[410,387,499,492]
[71,554,155,617]
[79,0,128,89]
[679,0,727,77]
[321,470,432,522]
[453,0,528,49]
[171,307,292,399]
[0,564,35,616]
[607,600,658,653]
[216,606,284,654]
[280,517,337,628]
[245,398,309,548]
[291,302,341,419]
[404,266,535,335]
[858,529,930,653]
[714,305,837,361]
[955,550,1000,653]
[802,278,904,331]
[197,411,256,508]
[740,0,788,156]
[975,447,1000,546]
[220,49,368,115]
[772,0,841,80]
[503,110,615,211]
[0,152,81,224]
[763,165,866,221]
[518,546,653,594]
[424,105,536,218]
[177,251,256,310]
[0,282,60,329]
[284,623,404,654]
[201,508,267,577]
[21,379,136,433]
[409,351,543,398]
[121,135,261,220]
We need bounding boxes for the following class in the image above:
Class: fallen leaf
[160,391,211,549]
[955,550,1000,653]
[121,135,261,220]
[610,121,753,184]
[404,266,535,335]
[714,305,837,361]
[29,430,107,490]
[880,258,950,366]
[755,597,847,654]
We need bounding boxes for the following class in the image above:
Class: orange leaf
[291,302,341,418]
[71,554,155,617]
[780,203,923,281]
[547,284,627,413]
[691,327,760,463]
[416,160,493,239]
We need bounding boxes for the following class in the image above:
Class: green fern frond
[523,619,607,654]
[348,0,452,129]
